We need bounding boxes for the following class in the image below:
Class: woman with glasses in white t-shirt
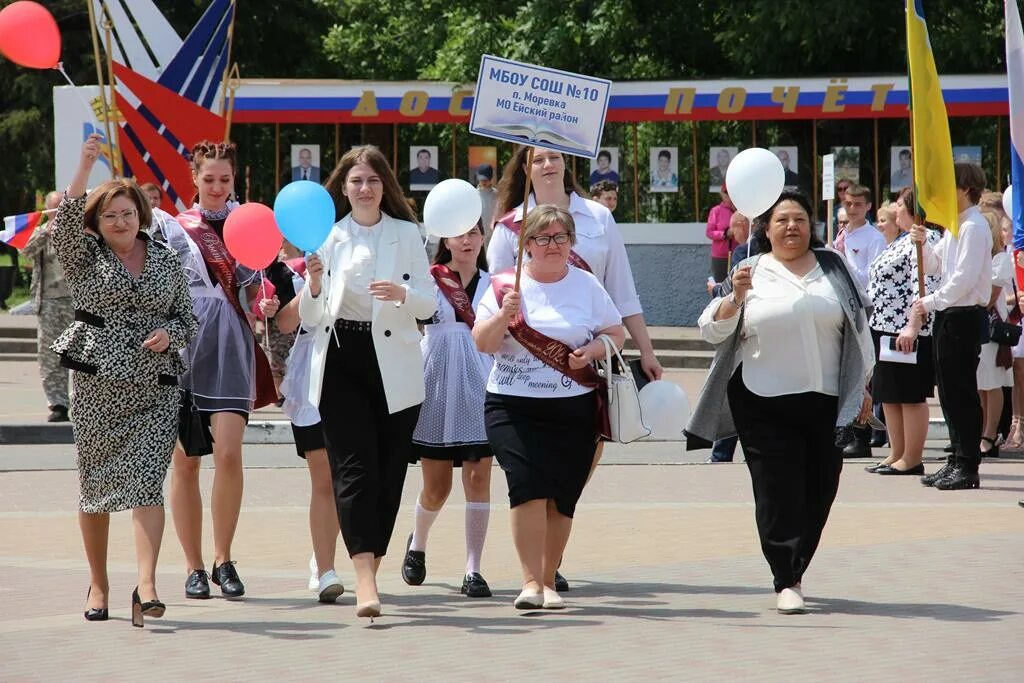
[475,205,625,611]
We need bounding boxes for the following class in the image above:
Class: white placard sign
[822,153,835,201]
[469,55,611,159]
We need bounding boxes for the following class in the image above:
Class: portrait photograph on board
[409,145,441,191]
[650,147,679,193]
[291,144,321,182]
[589,147,620,187]
[890,146,913,191]
[709,146,738,192]
[832,146,860,184]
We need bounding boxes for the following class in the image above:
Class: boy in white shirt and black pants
[909,163,992,490]
[838,185,887,456]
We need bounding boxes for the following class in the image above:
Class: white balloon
[423,179,483,238]
[725,147,786,219]
[638,380,690,440]
[1004,185,1013,218]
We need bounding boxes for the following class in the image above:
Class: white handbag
[597,334,651,443]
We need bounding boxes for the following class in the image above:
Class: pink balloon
[224,203,282,270]
[0,1,61,69]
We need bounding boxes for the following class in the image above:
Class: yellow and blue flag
[906,0,959,235]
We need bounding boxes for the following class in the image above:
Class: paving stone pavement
[2,455,1023,682]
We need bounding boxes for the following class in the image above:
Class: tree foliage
[0,0,1009,218]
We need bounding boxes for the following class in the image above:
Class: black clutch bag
[178,389,213,457]
[989,312,1022,346]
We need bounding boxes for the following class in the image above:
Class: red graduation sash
[430,264,476,327]
[490,270,609,439]
[496,210,593,273]
[176,209,278,409]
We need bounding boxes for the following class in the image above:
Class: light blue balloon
[273,180,335,252]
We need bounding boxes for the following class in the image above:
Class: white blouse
[699,254,848,397]
[486,192,643,317]
[337,217,383,322]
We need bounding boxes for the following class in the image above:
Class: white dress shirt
[919,205,993,312]
[338,218,383,322]
[486,192,643,317]
[699,254,845,397]
[842,220,886,289]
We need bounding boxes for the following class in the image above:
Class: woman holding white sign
[488,145,661,591]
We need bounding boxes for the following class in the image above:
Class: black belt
[74,309,105,327]
[334,319,371,333]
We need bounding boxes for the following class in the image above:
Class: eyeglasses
[529,232,571,246]
[99,209,139,225]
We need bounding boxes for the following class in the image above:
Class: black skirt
[291,422,325,459]
[870,329,935,404]
[484,391,597,518]
[409,443,491,467]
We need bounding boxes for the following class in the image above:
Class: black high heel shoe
[131,587,166,628]
[84,587,108,622]
[980,436,1000,459]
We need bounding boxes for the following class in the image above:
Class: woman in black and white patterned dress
[864,194,940,475]
[51,135,198,626]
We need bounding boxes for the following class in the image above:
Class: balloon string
[54,63,99,122]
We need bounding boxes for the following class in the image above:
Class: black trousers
[711,257,729,283]
[933,307,984,470]
[727,369,844,593]
[318,326,421,558]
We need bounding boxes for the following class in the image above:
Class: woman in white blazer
[298,145,435,620]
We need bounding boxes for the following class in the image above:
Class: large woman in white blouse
[689,191,874,615]
[487,145,661,591]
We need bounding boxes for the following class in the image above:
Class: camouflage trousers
[38,297,73,409]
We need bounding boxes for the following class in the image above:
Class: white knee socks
[464,502,490,575]
[410,496,440,552]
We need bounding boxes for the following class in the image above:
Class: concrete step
[0,418,1008,448]
[0,339,36,353]
[0,353,38,362]
[0,326,35,339]
[624,337,712,352]
[623,349,714,369]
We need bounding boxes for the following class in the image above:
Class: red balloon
[0,1,61,69]
[223,203,282,270]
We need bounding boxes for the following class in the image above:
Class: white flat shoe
[542,588,565,610]
[776,587,807,614]
[317,570,345,603]
[514,589,544,610]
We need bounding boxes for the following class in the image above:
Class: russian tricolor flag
[0,211,44,250]
[1007,1,1024,285]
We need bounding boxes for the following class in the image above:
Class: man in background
[476,163,498,241]
[140,182,163,209]
[590,180,618,214]
[292,147,320,182]
[20,191,72,422]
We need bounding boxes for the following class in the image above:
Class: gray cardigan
[685,249,875,450]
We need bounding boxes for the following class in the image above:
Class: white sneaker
[317,570,345,604]
[308,555,319,592]
[776,587,807,614]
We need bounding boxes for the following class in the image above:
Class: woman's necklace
[197,204,231,221]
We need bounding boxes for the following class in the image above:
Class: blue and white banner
[469,55,611,158]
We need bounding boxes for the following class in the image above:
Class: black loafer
[211,561,245,598]
[461,572,492,598]
[876,463,925,475]
[554,570,569,593]
[401,534,426,586]
[864,462,888,473]
[185,569,211,599]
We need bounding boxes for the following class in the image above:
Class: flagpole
[909,107,926,299]
[513,148,536,292]
[86,0,115,180]
[100,7,124,178]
